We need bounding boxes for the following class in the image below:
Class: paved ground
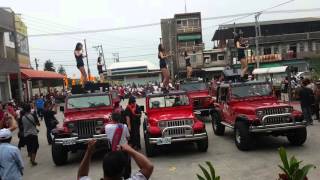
[13,98,320,180]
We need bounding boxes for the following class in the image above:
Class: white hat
[0,128,12,140]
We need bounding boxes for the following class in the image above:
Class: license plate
[156,137,172,145]
[63,139,76,146]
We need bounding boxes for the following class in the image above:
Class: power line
[23,15,155,45]
[26,4,320,38]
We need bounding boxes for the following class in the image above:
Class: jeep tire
[211,111,225,136]
[197,133,208,152]
[52,143,68,166]
[234,121,254,151]
[287,127,307,146]
[144,132,156,157]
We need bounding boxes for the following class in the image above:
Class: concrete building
[107,60,161,85]
[161,12,204,79]
[212,17,320,72]
[0,8,20,102]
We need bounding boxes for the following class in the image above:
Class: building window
[274,46,279,54]
[298,42,304,53]
[316,41,320,51]
[217,54,225,61]
[263,47,271,55]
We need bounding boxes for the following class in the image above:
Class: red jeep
[52,92,112,165]
[211,81,307,151]
[178,80,213,116]
[143,91,208,157]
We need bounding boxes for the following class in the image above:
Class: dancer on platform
[234,34,249,81]
[74,42,88,86]
[158,43,170,93]
[97,57,104,82]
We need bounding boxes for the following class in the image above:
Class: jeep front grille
[163,126,193,138]
[168,127,186,137]
[77,120,97,138]
[263,108,285,115]
[167,120,187,127]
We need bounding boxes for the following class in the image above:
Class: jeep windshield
[231,83,272,98]
[67,95,111,109]
[180,82,207,91]
[149,94,190,109]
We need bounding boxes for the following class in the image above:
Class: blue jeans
[301,106,313,124]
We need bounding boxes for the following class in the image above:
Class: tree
[58,65,66,75]
[44,60,55,72]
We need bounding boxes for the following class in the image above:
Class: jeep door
[219,87,233,123]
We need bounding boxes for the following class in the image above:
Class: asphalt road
[13,98,320,180]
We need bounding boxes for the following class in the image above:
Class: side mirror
[139,106,145,112]
[60,106,64,112]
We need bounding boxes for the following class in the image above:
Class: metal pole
[168,20,174,80]
[255,12,261,68]
[12,11,24,102]
[84,39,91,79]
[100,45,107,70]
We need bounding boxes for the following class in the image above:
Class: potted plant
[197,161,220,180]
[278,147,316,180]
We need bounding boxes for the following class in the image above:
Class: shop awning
[20,69,64,80]
[202,67,225,72]
[253,66,288,75]
[178,34,202,41]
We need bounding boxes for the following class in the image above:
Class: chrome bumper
[54,134,108,145]
[149,133,208,145]
[249,121,307,133]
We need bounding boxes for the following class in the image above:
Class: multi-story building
[0,8,20,102]
[211,17,320,72]
[161,12,204,79]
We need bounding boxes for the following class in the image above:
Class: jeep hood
[148,108,194,121]
[231,99,289,112]
[188,90,210,99]
[64,109,112,122]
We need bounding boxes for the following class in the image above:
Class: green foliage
[58,65,66,75]
[44,60,55,72]
[197,162,220,180]
[278,147,316,180]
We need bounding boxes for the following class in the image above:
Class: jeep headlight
[256,110,264,118]
[158,121,167,128]
[96,120,104,126]
[284,107,292,113]
[185,119,194,126]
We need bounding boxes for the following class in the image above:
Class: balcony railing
[176,26,201,34]
[226,31,320,47]
[179,45,204,52]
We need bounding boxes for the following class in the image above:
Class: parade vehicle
[51,83,112,165]
[144,90,208,157]
[211,80,307,151]
[177,79,213,116]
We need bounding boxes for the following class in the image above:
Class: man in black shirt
[43,102,57,145]
[299,79,315,125]
[124,96,142,150]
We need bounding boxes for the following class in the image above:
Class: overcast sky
[2,0,319,77]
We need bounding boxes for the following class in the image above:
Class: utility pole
[112,53,119,63]
[93,45,107,70]
[184,0,187,13]
[255,12,262,68]
[84,39,91,79]
[34,58,39,70]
